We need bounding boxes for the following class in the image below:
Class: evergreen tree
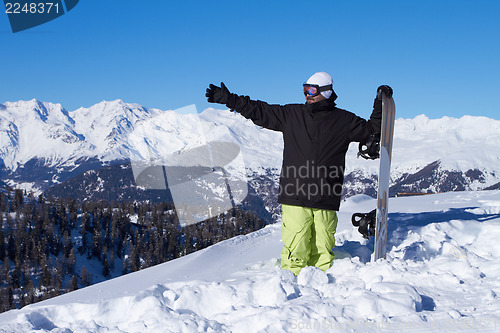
[62,230,72,258]
[80,266,89,287]
[128,241,139,272]
[53,261,63,294]
[68,199,78,229]
[7,286,14,309]
[13,189,24,210]
[0,287,9,312]
[41,264,51,291]
[102,257,110,277]
[0,229,5,261]
[69,276,78,291]
[0,257,4,282]
[109,247,115,271]
[67,248,76,275]
[80,212,90,255]
[26,278,35,305]
[7,231,16,262]
[3,257,9,283]
[92,227,102,259]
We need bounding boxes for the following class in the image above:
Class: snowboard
[351,92,395,261]
[373,93,396,261]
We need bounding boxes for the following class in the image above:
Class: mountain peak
[3,99,63,111]
[99,99,125,106]
[83,99,152,117]
[1,99,68,124]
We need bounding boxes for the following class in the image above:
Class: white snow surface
[1,190,499,332]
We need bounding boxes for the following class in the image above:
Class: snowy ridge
[345,114,500,188]
[0,99,89,170]
[393,115,500,176]
[0,190,499,332]
[1,99,500,194]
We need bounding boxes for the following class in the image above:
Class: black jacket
[225,93,382,211]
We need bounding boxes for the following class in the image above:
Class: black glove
[377,85,393,100]
[206,82,231,104]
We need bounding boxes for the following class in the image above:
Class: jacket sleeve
[225,93,286,132]
[348,97,383,143]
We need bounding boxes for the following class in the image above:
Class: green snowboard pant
[280,204,338,275]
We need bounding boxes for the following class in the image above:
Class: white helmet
[305,72,334,99]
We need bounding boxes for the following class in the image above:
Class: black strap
[318,84,333,92]
[352,209,376,239]
[357,134,380,160]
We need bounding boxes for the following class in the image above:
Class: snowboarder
[206,72,392,275]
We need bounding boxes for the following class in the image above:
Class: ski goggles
[303,84,333,97]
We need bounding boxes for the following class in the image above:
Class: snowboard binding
[357,133,380,160]
[351,209,376,239]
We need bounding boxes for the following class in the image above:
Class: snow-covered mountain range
[1,99,499,207]
[0,99,160,177]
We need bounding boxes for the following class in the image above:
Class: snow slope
[1,190,499,332]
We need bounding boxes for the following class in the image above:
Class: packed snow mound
[1,190,499,332]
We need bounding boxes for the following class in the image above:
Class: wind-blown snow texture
[0,190,499,332]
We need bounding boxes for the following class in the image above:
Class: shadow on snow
[335,207,500,264]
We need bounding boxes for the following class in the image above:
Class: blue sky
[1,0,499,120]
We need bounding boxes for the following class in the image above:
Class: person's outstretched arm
[206,82,287,132]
